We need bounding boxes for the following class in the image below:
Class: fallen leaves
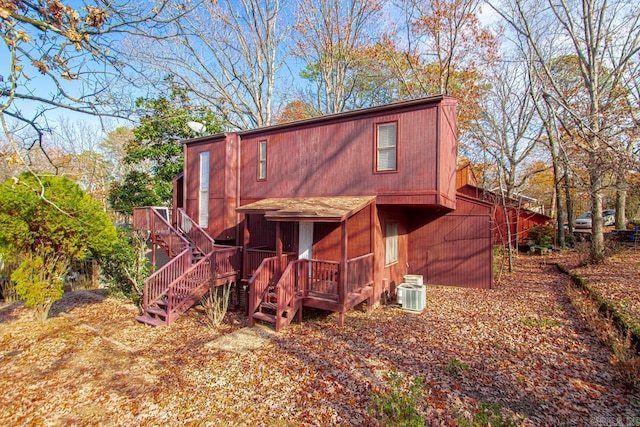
[0,250,639,425]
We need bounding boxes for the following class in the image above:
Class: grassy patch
[521,316,560,328]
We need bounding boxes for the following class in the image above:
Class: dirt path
[0,254,638,425]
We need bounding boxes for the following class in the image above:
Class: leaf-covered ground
[559,248,640,335]
[1,252,639,426]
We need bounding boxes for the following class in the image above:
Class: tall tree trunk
[615,176,627,230]
[563,163,575,235]
[589,151,605,262]
[548,131,565,247]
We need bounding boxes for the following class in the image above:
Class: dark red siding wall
[408,198,493,289]
[439,101,458,208]
[348,205,373,258]
[184,136,238,240]
[246,215,295,252]
[309,206,373,263]
[239,104,452,207]
[376,207,409,295]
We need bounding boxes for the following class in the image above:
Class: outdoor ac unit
[403,275,423,286]
[397,283,426,312]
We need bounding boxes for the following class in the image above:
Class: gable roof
[237,196,376,222]
[183,95,455,145]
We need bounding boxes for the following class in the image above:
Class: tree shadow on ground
[49,289,109,318]
[0,301,24,324]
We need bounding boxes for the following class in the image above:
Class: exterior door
[298,222,313,260]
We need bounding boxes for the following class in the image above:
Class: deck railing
[298,259,340,296]
[210,245,243,277]
[134,207,190,257]
[245,248,296,278]
[177,208,216,255]
[346,253,374,294]
[165,252,212,323]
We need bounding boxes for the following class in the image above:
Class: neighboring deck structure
[134,96,495,330]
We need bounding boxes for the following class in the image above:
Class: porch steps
[137,300,171,326]
[136,314,166,327]
[253,311,276,324]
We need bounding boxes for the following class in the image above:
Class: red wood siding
[408,198,493,289]
[376,207,409,296]
[238,100,455,208]
[246,214,295,252]
[307,206,373,263]
[184,136,239,240]
[439,101,458,209]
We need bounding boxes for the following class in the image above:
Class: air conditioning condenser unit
[397,282,426,312]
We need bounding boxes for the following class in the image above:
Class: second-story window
[258,140,267,180]
[377,122,397,172]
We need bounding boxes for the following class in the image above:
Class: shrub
[0,174,117,320]
[458,402,519,427]
[446,358,470,377]
[200,281,233,327]
[527,224,554,248]
[101,227,149,308]
[12,253,65,321]
[369,371,425,426]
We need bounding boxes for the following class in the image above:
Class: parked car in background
[603,209,616,226]
[573,209,616,229]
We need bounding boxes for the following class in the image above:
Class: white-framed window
[385,223,398,265]
[377,122,397,171]
[258,140,267,180]
[199,151,209,228]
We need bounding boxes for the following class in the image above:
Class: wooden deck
[249,254,375,331]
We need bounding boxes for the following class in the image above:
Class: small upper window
[377,122,397,172]
[258,140,267,180]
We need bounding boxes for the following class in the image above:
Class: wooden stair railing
[177,208,216,256]
[248,256,279,328]
[249,255,303,332]
[274,261,303,331]
[135,207,242,327]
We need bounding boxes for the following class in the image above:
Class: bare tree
[294,0,383,114]
[129,0,290,129]
[468,60,542,269]
[1,0,195,170]
[393,0,498,134]
[490,0,640,261]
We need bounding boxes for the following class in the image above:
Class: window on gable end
[377,122,397,172]
[258,140,267,180]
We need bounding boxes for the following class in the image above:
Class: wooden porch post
[151,242,157,270]
[242,214,250,279]
[276,221,283,275]
[338,219,347,327]
[369,204,377,310]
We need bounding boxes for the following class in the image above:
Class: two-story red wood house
[134,96,494,330]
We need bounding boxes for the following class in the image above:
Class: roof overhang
[237,196,376,222]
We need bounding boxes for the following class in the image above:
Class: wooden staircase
[248,256,302,332]
[133,207,241,327]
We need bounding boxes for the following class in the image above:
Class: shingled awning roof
[237,196,376,222]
